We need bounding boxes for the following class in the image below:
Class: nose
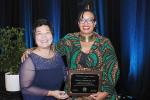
[84,20,89,24]
[41,33,47,38]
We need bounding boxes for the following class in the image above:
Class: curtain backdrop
[2,0,62,47]
[119,0,150,99]
[0,0,20,27]
[0,0,150,99]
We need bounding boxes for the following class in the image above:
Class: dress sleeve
[62,60,68,81]
[19,57,48,96]
[101,38,120,95]
[55,35,71,56]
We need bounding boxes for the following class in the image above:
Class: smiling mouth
[83,26,90,30]
[40,40,48,43]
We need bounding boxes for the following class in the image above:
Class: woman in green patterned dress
[22,9,120,100]
[55,9,120,100]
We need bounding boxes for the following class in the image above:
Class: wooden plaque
[67,69,100,96]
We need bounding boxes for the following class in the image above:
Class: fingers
[47,90,68,99]
[51,90,68,99]
[58,91,66,94]
[90,93,99,100]
[58,94,69,100]
[90,94,97,99]
[21,52,26,62]
[90,92,109,100]
[57,91,69,99]
[21,49,31,62]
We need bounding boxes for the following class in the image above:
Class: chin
[82,32,92,35]
[39,45,50,49]
[42,47,50,49]
[81,30,92,34]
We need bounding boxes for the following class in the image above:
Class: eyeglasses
[79,18,95,24]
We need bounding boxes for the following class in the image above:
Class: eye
[79,18,94,24]
[35,33,41,35]
[45,32,51,34]
[87,19,94,23]
[79,19,85,23]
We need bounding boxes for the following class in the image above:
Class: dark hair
[77,9,96,21]
[33,19,53,35]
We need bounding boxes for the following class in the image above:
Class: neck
[36,47,51,54]
[80,34,95,42]
[35,47,54,58]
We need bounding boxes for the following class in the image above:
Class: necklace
[80,34,96,42]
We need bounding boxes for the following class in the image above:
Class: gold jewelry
[80,34,96,42]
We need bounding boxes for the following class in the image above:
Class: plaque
[67,69,100,96]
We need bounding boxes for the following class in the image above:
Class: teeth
[83,27,89,30]
[41,41,48,43]
[83,26,90,29]
[83,26,89,28]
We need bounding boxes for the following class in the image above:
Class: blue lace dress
[19,53,67,100]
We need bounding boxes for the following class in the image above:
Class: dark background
[0,0,150,99]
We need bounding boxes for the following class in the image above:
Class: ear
[35,39,38,46]
[78,21,81,29]
[78,21,80,26]
[94,21,96,27]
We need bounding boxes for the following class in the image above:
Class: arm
[19,57,48,96]
[19,57,69,99]
[100,39,120,98]
[90,38,120,100]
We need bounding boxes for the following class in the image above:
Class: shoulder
[54,52,64,59]
[62,32,79,39]
[22,52,40,64]
[54,52,61,57]
[53,52,65,63]
[94,32,111,43]
[21,55,33,67]
[22,53,36,64]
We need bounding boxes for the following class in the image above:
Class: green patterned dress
[55,32,120,100]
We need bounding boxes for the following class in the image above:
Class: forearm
[47,90,53,96]
[21,86,48,96]
[47,90,69,99]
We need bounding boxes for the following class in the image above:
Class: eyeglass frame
[78,18,95,24]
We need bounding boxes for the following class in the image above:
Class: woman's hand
[21,48,33,62]
[90,92,109,100]
[48,90,69,99]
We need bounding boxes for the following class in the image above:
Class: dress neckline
[31,52,55,60]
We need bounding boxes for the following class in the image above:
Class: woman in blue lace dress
[19,19,68,100]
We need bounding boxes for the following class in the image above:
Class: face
[35,25,53,49]
[78,11,96,36]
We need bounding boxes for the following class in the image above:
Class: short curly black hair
[77,9,96,22]
[33,19,54,35]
